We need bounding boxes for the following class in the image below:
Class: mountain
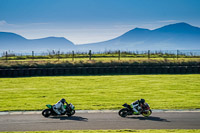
[0,32,27,42]
[0,32,75,52]
[1,22,200,53]
[77,22,200,51]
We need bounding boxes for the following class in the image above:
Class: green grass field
[0,74,200,111]
[1,129,200,133]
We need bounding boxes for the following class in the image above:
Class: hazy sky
[0,0,200,44]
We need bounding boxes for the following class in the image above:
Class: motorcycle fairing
[46,104,52,109]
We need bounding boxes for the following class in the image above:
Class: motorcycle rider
[53,98,67,115]
[131,99,145,115]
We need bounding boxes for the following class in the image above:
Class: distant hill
[0,32,75,52]
[0,22,200,53]
[77,22,200,51]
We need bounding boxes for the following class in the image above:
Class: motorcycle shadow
[127,116,170,122]
[49,116,88,121]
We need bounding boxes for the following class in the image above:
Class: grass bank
[1,129,200,133]
[0,75,199,111]
[0,58,200,69]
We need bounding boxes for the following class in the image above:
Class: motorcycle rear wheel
[42,109,52,117]
[118,108,129,117]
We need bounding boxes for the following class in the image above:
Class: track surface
[0,112,200,131]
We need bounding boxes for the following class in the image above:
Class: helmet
[140,99,145,104]
[60,98,66,104]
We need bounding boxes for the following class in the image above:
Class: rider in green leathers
[53,98,67,115]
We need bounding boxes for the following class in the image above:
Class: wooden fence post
[72,51,74,61]
[148,50,150,59]
[58,50,60,61]
[32,51,34,61]
[177,50,179,60]
[118,50,120,60]
[89,50,92,60]
[6,51,8,62]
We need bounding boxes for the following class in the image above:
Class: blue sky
[0,0,200,44]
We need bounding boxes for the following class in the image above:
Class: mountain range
[0,22,200,53]
[0,32,74,52]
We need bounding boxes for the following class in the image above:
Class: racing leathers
[53,100,66,115]
[130,100,142,115]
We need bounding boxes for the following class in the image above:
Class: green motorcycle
[42,103,75,117]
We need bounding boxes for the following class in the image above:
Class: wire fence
[1,50,200,61]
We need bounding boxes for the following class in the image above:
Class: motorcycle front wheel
[118,108,129,117]
[71,110,75,116]
[42,109,52,117]
[142,110,152,117]
[66,110,75,117]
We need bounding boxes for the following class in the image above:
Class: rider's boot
[61,106,66,114]
[132,107,140,115]
[133,111,140,115]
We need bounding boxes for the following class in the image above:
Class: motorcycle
[42,103,75,117]
[118,103,152,117]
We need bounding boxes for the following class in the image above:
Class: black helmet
[140,99,145,104]
[60,98,66,104]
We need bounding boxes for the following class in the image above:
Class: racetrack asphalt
[0,111,200,131]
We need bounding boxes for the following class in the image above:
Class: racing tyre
[67,110,75,117]
[42,109,52,117]
[118,108,129,117]
[71,110,75,116]
[142,110,152,117]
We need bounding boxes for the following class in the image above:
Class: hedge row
[0,66,199,77]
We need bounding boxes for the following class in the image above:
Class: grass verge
[0,75,200,111]
[0,58,199,69]
[1,129,200,133]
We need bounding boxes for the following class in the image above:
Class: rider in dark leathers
[130,99,145,114]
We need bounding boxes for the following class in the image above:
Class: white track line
[0,109,200,115]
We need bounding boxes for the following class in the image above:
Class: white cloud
[0,20,17,28]
[0,20,7,26]
[157,20,178,23]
